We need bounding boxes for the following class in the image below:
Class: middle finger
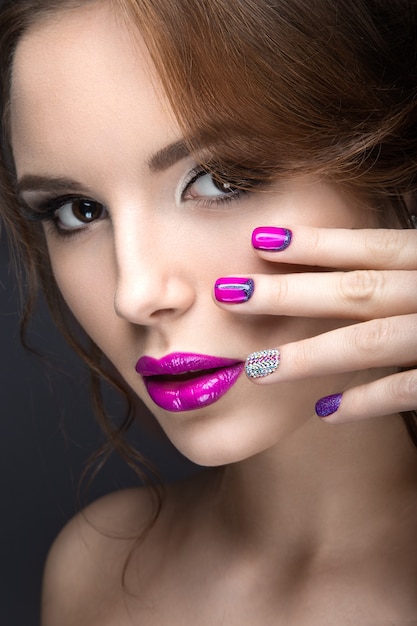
[214,270,417,320]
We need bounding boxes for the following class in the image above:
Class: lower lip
[142,363,244,412]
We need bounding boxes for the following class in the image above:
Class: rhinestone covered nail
[245,349,281,378]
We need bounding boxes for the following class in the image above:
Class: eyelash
[21,165,257,238]
[181,165,250,208]
[20,194,106,239]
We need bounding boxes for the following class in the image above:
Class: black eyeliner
[181,161,259,208]
[19,194,86,222]
[18,193,108,241]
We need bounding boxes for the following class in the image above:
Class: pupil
[213,176,234,193]
[74,200,99,222]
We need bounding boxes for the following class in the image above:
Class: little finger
[314,369,417,423]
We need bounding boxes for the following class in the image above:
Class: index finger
[254,225,417,270]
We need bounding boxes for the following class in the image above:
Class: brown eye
[54,198,106,230]
[71,199,104,223]
[211,176,238,194]
[184,171,240,200]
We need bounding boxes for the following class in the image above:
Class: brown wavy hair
[1,0,416,497]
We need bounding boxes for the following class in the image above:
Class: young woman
[1,0,417,623]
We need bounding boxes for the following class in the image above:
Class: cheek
[47,237,118,345]
[261,179,375,230]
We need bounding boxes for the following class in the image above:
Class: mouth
[135,352,244,412]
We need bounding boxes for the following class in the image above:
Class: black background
[0,234,198,625]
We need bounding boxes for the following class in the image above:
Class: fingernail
[214,277,255,303]
[252,226,292,251]
[245,349,280,378]
[315,393,342,418]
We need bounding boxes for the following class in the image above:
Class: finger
[245,314,417,383]
[252,225,417,270]
[214,271,417,320]
[315,369,417,423]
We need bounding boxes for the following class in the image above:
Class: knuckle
[288,340,312,378]
[339,270,382,306]
[364,229,403,267]
[269,276,289,308]
[350,318,393,358]
[389,370,417,404]
[305,227,322,256]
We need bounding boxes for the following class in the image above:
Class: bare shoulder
[41,486,156,626]
[41,471,212,626]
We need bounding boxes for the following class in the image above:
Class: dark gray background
[0,234,198,625]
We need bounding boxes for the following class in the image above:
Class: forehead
[12,3,140,104]
[10,2,177,180]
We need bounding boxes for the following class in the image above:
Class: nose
[113,219,195,326]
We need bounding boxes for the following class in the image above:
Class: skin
[9,3,417,624]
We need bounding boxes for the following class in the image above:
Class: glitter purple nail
[315,393,342,418]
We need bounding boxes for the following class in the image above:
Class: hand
[214,225,417,423]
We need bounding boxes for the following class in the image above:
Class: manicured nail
[214,277,255,303]
[245,349,280,378]
[315,393,342,418]
[252,226,292,251]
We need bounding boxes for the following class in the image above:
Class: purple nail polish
[214,277,255,303]
[315,393,342,418]
[252,226,292,251]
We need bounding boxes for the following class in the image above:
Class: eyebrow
[15,175,90,197]
[147,139,191,172]
[15,140,193,196]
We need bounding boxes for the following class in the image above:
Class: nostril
[149,308,177,320]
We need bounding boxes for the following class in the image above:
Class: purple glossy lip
[135,352,244,412]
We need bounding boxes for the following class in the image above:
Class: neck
[213,413,417,556]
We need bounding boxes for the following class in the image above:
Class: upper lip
[135,352,243,376]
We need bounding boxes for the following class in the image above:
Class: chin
[134,372,330,467]
[154,400,310,467]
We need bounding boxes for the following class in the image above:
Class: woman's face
[11,3,376,465]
